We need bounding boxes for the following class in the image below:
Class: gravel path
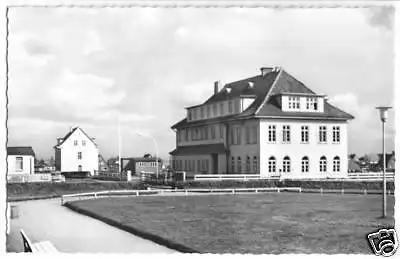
[7,198,176,253]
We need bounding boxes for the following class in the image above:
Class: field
[67,192,395,254]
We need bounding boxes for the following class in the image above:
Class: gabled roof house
[170,66,354,179]
[54,126,99,176]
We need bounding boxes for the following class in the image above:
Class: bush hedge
[161,179,394,191]
[7,181,146,200]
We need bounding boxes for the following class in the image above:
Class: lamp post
[137,133,159,179]
[376,106,392,218]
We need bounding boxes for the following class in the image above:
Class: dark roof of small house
[54,126,97,148]
[169,143,226,156]
[172,68,354,129]
[7,146,35,157]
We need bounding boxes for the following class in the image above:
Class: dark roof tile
[7,146,35,156]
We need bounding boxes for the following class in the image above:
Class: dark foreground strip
[8,194,61,202]
[64,202,199,253]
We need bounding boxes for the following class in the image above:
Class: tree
[143,153,152,158]
[349,154,356,160]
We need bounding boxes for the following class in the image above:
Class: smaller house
[121,157,163,176]
[7,147,35,175]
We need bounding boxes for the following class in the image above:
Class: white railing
[348,171,395,180]
[194,174,271,181]
[60,187,302,205]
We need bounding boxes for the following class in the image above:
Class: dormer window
[288,97,300,110]
[306,97,318,111]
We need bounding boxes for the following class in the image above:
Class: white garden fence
[60,187,302,205]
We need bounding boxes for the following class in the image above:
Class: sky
[7,6,395,160]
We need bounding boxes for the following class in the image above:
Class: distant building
[121,157,163,175]
[54,126,99,176]
[170,66,354,179]
[7,146,35,175]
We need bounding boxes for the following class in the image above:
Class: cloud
[7,7,394,159]
[329,93,395,154]
[364,6,394,30]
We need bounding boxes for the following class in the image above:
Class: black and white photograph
[4,1,398,255]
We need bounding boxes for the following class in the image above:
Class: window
[237,157,242,173]
[231,157,235,173]
[185,160,188,170]
[246,156,251,172]
[301,156,309,173]
[333,126,340,143]
[77,152,82,160]
[228,100,233,113]
[204,127,209,140]
[282,125,291,143]
[301,126,309,143]
[333,156,340,172]
[219,125,224,139]
[306,97,318,111]
[268,156,276,173]
[288,96,300,109]
[251,126,258,144]
[185,129,189,141]
[320,156,327,172]
[235,99,240,113]
[283,156,291,173]
[236,127,242,145]
[213,103,217,116]
[188,110,192,121]
[192,110,196,120]
[200,107,204,119]
[220,102,224,115]
[319,126,327,143]
[16,157,23,171]
[211,126,216,139]
[205,160,209,172]
[82,140,86,146]
[197,160,201,172]
[268,125,276,142]
[253,156,258,173]
[177,131,181,142]
[74,140,78,146]
[245,127,251,144]
[207,105,211,118]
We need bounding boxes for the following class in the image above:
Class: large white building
[54,126,99,176]
[170,67,354,179]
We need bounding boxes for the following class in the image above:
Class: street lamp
[137,133,159,179]
[376,106,392,218]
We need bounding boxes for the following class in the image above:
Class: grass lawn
[68,193,395,254]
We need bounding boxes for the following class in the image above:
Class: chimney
[214,81,220,95]
[260,67,273,77]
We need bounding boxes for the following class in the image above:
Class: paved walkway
[7,198,176,253]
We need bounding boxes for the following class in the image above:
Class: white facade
[7,155,34,175]
[55,127,99,176]
[259,119,348,178]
